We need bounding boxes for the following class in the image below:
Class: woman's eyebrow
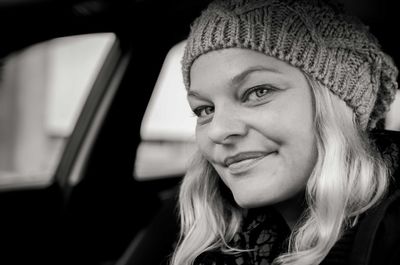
[187,65,283,98]
[187,90,210,102]
[187,90,201,98]
[231,65,282,86]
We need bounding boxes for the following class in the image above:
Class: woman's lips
[224,151,272,175]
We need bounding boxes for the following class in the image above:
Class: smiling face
[187,48,318,209]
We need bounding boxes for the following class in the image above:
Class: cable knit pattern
[182,0,398,129]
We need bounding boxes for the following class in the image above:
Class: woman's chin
[232,195,272,209]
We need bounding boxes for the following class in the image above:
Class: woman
[171,0,400,264]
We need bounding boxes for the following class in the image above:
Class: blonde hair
[171,77,389,265]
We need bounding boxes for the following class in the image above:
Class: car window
[135,41,196,180]
[386,90,400,131]
[0,33,116,190]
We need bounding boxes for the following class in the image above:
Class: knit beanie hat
[182,0,398,130]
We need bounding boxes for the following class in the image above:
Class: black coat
[322,130,400,265]
[321,183,400,265]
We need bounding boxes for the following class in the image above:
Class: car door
[0,1,152,265]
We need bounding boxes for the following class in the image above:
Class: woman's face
[188,48,318,209]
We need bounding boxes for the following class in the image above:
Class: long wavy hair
[170,75,389,265]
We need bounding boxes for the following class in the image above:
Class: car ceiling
[0,0,214,58]
[0,0,398,65]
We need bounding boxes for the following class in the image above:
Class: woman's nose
[207,107,247,144]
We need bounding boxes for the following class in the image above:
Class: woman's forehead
[189,48,302,91]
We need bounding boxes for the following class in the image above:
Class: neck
[273,192,305,230]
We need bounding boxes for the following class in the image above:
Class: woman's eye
[244,86,272,102]
[193,106,214,117]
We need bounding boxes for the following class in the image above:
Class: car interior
[0,0,398,265]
